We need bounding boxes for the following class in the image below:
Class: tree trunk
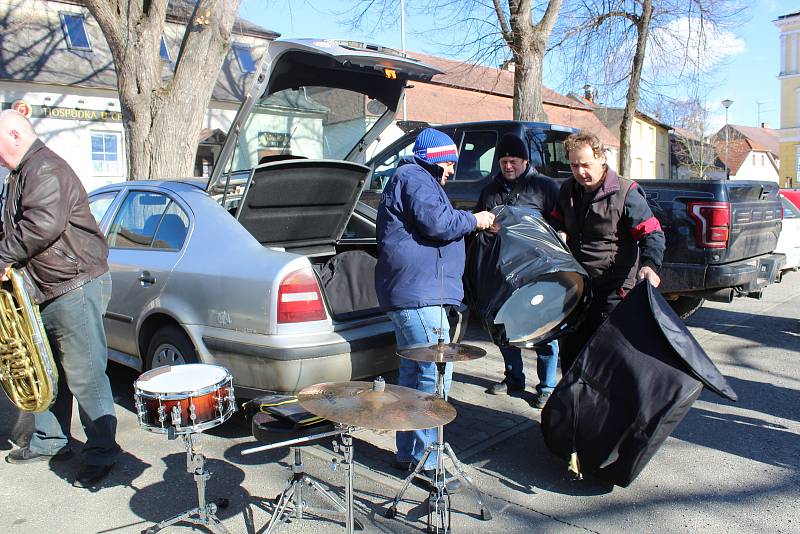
[502,0,563,121]
[618,0,653,179]
[85,0,241,180]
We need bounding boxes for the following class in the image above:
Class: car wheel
[147,326,197,369]
[668,296,705,320]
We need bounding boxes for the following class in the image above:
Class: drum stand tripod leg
[143,433,229,534]
[264,447,355,534]
[385,362,493,531]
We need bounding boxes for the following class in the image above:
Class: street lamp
[722,99,733,179]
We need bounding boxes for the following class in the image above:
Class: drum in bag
[466,205,590,347]
[134,363,236,434]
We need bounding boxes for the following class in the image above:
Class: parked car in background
[775,194,800,281]
[89,39,442,395]
[781,189,800,210]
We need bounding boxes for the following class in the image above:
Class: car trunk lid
[236,159,371,252]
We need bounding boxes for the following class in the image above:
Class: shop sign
[1,102,123,122]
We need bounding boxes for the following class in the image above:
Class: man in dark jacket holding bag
[0,110,119,488]
[475,133,560,408]
[375,128,494,484]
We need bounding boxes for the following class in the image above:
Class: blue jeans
[29,273,120,466]
[387,306,453,470]
[499,340,559,394]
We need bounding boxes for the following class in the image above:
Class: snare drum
[134,364,236,435]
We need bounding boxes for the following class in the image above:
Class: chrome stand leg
[264,446,356,534]
[385,362,493,531]
[143,433,229,534]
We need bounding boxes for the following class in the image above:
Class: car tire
[668,296,705,320]
[146,326,198,370]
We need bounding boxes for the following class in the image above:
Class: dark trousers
[29,273,120,466]
[559,286,625,373]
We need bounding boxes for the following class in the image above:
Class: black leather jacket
[0,139,108,303]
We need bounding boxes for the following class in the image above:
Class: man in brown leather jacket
[0,110,120,488]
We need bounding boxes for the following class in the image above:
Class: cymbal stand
[242,424,360,534]
[143,432,228,534]
[386,343,493,533]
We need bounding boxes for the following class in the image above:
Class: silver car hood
[235,159,371,250]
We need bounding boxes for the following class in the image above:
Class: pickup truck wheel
[668,296,705,320]
[147,326,198,369]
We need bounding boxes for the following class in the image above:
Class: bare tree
[345,0,563,122]
[665,98,724,180]
[550,0,745,178]
[85,0,241,180]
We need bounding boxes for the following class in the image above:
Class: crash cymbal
[298,378,456,431]
[397,342,487,363]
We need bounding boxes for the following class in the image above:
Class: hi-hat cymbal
[398,342,487,363]
[298,379,456,431]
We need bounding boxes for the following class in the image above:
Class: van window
[529,129,573,179]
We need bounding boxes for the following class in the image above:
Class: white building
[0,0,278,192]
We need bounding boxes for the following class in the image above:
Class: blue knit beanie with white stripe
[413,128,459,164]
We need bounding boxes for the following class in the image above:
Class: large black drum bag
[541,282,736,487]
[466,206,589,347]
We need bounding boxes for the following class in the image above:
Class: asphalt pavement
[1,271,798,534]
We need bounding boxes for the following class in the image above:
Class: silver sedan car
[89,173,396,396]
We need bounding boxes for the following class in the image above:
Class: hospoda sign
[1,101,123,122]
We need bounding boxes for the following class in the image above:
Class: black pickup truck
[362,120,785,318]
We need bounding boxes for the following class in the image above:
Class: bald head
[0,110,37,170]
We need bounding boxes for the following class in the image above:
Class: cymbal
[298,379,456,431]
[398,342,487,363]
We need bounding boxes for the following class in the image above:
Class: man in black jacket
[0,110,120,488]
[551,131,666,372]
[475,133,560,409]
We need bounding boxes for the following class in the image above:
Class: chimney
[582,83,595,103]
[761,122,768,128]
[500,59,515,72]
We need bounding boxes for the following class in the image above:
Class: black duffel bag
[541,281,737,487]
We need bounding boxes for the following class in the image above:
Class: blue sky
[240,0,796,132]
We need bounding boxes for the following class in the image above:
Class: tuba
[0,268,58,412]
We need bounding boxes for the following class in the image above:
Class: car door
[102,189,190,359]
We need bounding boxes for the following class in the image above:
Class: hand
[486,221,501,234]
[638,266,660,288]
[1,266,10,281]
[474,211,495,231]
[557,231,567,243]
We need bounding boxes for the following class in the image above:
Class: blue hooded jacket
[375,156,477,311]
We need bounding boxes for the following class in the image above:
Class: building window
[650,126,655,145]
[233,43,256,73]
[761,154,765,166]
[60,13,92,51]
[159,36,171,62]
[635,157,643,178]
[637,122,642,140]
[91,131,122,176]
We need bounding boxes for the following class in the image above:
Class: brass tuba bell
[0,268,58,412]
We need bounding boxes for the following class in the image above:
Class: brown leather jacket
[0,139,108,303]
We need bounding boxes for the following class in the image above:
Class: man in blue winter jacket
[375,128,494,487]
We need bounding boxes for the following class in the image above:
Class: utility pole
[722,99,733,179]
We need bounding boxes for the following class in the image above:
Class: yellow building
[591,107,671,180]
[776,11,800,188]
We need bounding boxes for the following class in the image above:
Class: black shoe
[421,469,463,494]
[392,460,413,473]
[532,391,552,409]
[486,380,525,395]
[5,446,73,464]
[73,463,114,488]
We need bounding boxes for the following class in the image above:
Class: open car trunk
[236,159,381,321]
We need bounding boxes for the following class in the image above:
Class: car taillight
[688,201,730,249]
[277,268,326,323]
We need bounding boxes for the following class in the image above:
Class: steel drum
[466,206,590,347]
